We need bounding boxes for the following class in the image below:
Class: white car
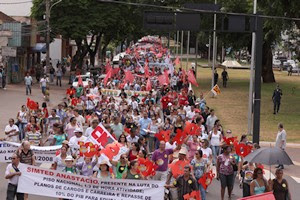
[72,73,92,88]
[273,59,281,67]
[283,60,297,68]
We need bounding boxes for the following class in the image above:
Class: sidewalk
[260,141,300,149]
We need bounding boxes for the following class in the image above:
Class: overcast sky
[0,0,32,16]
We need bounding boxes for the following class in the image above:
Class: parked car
[72,73,92,88]
[273,59,281,68]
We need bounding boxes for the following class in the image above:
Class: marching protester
[4,119,19,143]
[216,145,236,200]
[250,167,270,196]
[5,153,24,200]
[268,168,292,200]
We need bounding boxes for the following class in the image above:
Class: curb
[260,141,300,149]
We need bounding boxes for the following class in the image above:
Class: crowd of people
[2,36,291,200]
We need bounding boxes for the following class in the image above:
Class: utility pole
[176,31,179,56]
[248,0,257,136]
[180,31,184,68]
[186,31,190,71]
[211,0,217,89]
[46,0,50,70]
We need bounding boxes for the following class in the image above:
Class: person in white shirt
[209,124,222,165]
[85,119,99,138]
[24,72,33,95]
[74,109,85,128]
[206,109,218,133]
[40,75,49,96]
[166,134,177,150]
[5,119,19,143]
[200,139,213,165]
[275,123,287,169]
[5,153,24,200]
[69,128,87,159]
[126,128,139,144]
[186,105,196,122]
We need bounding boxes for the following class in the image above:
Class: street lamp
[46,0,62,70]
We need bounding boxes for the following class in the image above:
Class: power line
[98,0,300,22]
[0,1,32,5]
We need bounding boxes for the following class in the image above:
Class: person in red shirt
[161,95,171,110]
[178,91,188,106]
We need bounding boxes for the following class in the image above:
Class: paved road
[0,80,299,200]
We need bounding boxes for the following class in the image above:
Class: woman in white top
[16,105,28,141]
[52,146,68,171]
[132,109,140,124]
[209,124,222,165]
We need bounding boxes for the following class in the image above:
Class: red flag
[100,142,122,160]
[112,67,120,76]
[169,160,190,178]
[198,170,215,190]
[183,122,199,135]
[158,74,167,86]
[173,129,188,145]
[105,62,112,74]
[104,68,112,86]
[237,192,276,200]
[89,124,116,147]
[174,56,180,65]
[146,78,152,91]
[26,98,38,110]
[155,130,171,142]
[164,70,170,84]
[223,137,238,146]
[125,70,135,83]
[78,75,83,86]
[137,158,158,177]
[188,69,198,86]
[183,191,201,200]
[144,62,150,77]
[234,142,253,157]
[151,67,155,76]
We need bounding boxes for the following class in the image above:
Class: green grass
[185,65,300,142]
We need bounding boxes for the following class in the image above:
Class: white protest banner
[18,164,165,200]
[0,141,61,163]
[101,89,148,97]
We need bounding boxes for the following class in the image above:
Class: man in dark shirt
[221,69,229,88]
[272,84,283,114]
[166,165,197,200]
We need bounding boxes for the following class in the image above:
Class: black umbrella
[244,147,294,166]
[244,147,294,179]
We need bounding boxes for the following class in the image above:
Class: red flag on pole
[144,62,150,77]
[188,69,199,86]
[125,70,135,83]
[164,70,170,84]
[146,78,152,91]
[104,68,112,86]
[26,98,38,110]
[158,74,167,86]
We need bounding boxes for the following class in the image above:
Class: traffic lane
[285,148,300,163]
